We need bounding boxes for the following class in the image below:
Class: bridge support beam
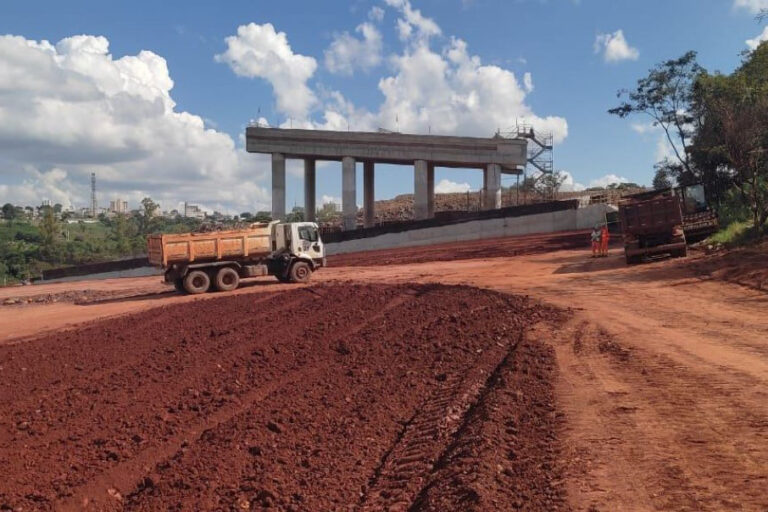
[271,153,286,220]
[484,163,502,211]
[414,159,434,221]
[342,156,357,230]
[304,158,316,222]
[363,161,375,228]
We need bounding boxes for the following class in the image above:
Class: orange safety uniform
[591,228,601,257]
[600,226,610,256]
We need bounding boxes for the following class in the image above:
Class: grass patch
[707,220,762,246]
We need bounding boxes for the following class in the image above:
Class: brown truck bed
[147,226,273,267]
[619,195,683,236]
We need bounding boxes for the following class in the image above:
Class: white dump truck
[147,221,325,294]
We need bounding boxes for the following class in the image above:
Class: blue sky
[0,0,766,213]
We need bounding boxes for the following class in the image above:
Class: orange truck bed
[147,226,273,267]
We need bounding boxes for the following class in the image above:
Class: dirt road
[1,233,767,511]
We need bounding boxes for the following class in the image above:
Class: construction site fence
[40,257,149,281]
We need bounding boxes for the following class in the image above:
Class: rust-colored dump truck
[147,221,325,294]
[619,191,688,264]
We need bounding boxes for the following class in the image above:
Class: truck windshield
[298,226,319,242]
[682,185,707,213]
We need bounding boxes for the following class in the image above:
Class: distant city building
[109,199,129,214]
[184,202,206,219]
[41,199,51,207]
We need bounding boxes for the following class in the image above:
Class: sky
[1,0,767,214]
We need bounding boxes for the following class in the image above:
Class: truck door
[295,224,324,263]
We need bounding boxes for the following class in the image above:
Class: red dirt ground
[2,231,767,511]
[0,283,565,512]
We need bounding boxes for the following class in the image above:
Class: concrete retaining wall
[325,204,615,255]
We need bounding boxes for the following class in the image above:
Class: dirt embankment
[0,283,566,512]
[690,241,768,292]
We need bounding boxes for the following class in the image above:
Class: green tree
[39,207,59,260]
[253,211,272,223]
[535,171,567,199]
[692,45,768,231]
[609,51,703,181]
[652,162,675,189]
[2,203,17,221]
[285,206,305,223]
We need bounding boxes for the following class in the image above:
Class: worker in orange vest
[591,225,601,258]
[600,223,610,257]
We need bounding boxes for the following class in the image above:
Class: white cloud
[369,6,385,22]
[435,179,471,193]
[219,7,566,144]
[589,174,628,188]
[733,0,768,13]
[594,30,639,63]
[523,72,534,93]
[559,171,585,192]
[0,34,269,213]
[320,194,340,206]
[215,23,318,119]
[384,0,442,42]
[746,26,768,50]
[630,122,659,134]
[377,37,568,142]
[325,22,383,75]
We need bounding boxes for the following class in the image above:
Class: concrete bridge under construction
[245,127,528,230]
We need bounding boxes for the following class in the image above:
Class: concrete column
[342,156,357,230]
[304,158,316,222]
[363,161,375,228]
[414,159,429,220]
[271,153,286,220]
[484,163,502,210]
[427,163,435,218]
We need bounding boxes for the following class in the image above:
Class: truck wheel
[289,261,312,283]
[215,267,240,292]
[183,270,210,294]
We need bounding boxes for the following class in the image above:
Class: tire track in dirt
[357,339,511,511]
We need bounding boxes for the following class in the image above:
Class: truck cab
[272,222,325,268]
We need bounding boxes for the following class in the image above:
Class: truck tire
[214,267,240,292]
[183,270,210,294]
[289,261,312,283]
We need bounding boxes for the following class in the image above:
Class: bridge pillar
[484,163,502,210]
[342,156,357,230]
[427,162,435,218]
[271,153,286,220]
[304,158,316,222]
[363,161,375,228]
[414,159,432,220]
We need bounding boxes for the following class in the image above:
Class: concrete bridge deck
[246,127,528,230]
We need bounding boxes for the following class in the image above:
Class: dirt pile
[329,230,590,267]
[0,283,566,511]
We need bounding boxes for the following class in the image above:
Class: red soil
[0,283,565,512]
